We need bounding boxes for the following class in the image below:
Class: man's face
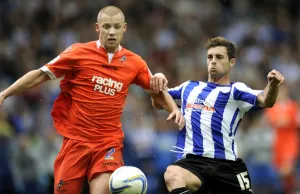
[207,46,235,79]
[96,13,126,52]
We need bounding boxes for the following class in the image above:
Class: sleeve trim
[40,66,57,80]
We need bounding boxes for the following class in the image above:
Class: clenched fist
[267,70,284,86]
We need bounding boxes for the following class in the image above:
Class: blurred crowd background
[0,0,300,194]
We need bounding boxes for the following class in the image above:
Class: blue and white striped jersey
[168,81,263,161]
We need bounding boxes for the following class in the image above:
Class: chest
[73,53,137,89]
[183,85,233,113]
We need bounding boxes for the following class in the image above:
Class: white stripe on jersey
[183,83,207,156]
[221,87,239,160]
[200,87,226,158]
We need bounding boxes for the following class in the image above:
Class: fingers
[163,79,168,91]
[270,69,277,74]
[268,69,284,85]
[178,115,185,130]
[158,77,163,92]
[150,77,163,93]
[166,111,186,130]
[150,73,168,93]
[154,77,159,93]
[150,78,154,92]
[279,76,285,85]
[150,76,159,93]
[166,112,175,121]
[174,112,180,124]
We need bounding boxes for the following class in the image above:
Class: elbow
[261,101,275,108]
[266,102,275,108]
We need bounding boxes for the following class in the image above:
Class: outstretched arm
[0,69,50,106]
[257,70,284,108]
[147,73,185,130]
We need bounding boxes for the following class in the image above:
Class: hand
[267,70,284,86]
[166,109,185,130]
[150,73,168,93]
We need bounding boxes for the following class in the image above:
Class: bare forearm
[150,91,178,113]
[151,97,164,109]
[258,82,280,108]
[1,69,49,98]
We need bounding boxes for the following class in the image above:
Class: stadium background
[0,0,299,193]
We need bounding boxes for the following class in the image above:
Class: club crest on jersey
[105,148,115,160]
[120,55,127,62]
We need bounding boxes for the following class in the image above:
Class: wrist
[268,80,280,87]
[0,91,8,99]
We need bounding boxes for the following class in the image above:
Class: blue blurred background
[0,0,299,194]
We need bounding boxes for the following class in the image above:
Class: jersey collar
[96,40,122,53]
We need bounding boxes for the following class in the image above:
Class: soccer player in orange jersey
[0,6,185,194]
[265,85,299,194]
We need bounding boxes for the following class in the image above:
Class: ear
[229,58,236,68]
[123,23,127,33]
[95,23,100,33]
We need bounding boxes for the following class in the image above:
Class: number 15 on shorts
[236,171,251,191]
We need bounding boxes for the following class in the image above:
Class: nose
[211,56,216,64]
[109,28,116,36]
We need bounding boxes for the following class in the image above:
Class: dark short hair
[205,37,236,59]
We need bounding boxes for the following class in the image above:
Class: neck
[208,74,230,85]
[105,46,118,53]
[98,40,119,53]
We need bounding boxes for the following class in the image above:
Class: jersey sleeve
[133,58,152,90]
[168,81,189,107]
[40,45,77,79]
[232,82,263,112]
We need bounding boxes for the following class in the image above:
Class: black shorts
[173,154,253,194]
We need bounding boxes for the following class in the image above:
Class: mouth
[107,38,116,42]
[210,68,217,73]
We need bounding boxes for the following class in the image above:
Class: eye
[207,55,213,59]
[115,25,121,29]
[103,24,110,29]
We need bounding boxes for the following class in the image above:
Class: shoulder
[71,41,97,51]
[232,82,248,90]
[121,47,145,64]
[179,80,200,88]
[61,42,88,54]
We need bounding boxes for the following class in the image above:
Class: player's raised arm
[0,44,77,107]
[0,69,50,106]
[257,69,285,108]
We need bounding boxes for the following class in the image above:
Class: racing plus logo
[92,76,123,96]
[186,98,215,112]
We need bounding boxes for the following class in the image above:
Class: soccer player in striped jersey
[153,37,284,194]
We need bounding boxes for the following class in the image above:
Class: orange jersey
[41,40,152,143]
[265,99,299,168]
[265,100,298,133]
